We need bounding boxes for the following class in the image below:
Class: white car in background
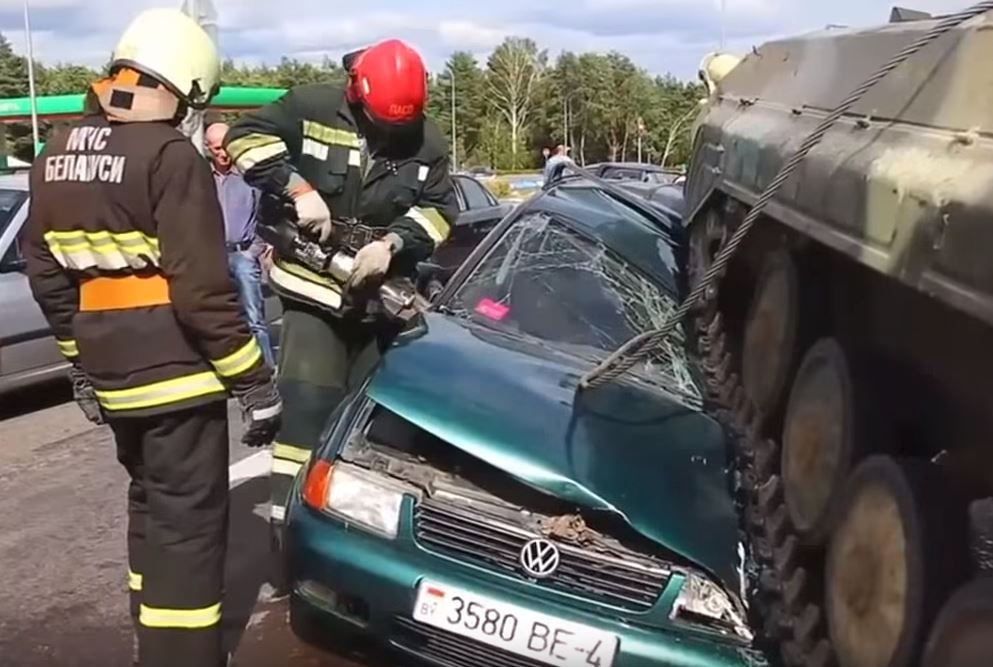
[0,171,68,395]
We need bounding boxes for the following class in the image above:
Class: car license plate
[412,580,618,667]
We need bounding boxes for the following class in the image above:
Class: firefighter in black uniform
[22,9,281,667]
[224,38,457,580]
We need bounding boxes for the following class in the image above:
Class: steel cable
[579,1,993,390]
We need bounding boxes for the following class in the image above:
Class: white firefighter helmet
[111,8,220,109]
[699,52,742,94]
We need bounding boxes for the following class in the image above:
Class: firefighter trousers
[269,299,384,527]
[111,401,229,667]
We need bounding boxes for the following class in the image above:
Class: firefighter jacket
[224,83,458,312]
[22,114,273,418]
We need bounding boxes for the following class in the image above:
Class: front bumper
[287,500,756,667]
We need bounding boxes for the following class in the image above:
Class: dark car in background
[422,174,513,293]
[614,180,686,221]
[587,162,683,185]
[283,173,758,667]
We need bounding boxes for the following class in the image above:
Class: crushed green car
[285,174,761,667]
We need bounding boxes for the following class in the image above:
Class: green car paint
[286,316,757,667]
[366,313,742,594]
[290,505,760,667]
[286,181,762,667]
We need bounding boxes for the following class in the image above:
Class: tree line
[0,34,705,169]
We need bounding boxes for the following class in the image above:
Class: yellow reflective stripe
[274,259,341,289]
[408,207,451,244]
[54,241,158,257]
[226,133,285,160]
[139,603,221,629]
[44,230,161,269]
[302,121,359,148]
[228,136,289,171]
[45,229,159,247]
[269,264,343,309]
[273,442,311,464]
[301,138,329,160]
[95,371,226,412]
[128,569,143,592]
[272,458,303,477]
[56,338,79,358]
[45,229,159,250]
[210,339,262,378]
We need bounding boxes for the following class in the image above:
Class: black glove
[69,361,104,425]
[235,380,283,448]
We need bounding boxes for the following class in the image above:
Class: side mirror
[416,261,445,282]
[415,261,448,301]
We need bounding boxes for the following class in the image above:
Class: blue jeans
[228,250,275,367]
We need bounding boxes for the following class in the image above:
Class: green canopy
[0,87,286,122]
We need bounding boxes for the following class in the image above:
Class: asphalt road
[0,380,383,667]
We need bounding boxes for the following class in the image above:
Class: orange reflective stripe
[79,274,171,311]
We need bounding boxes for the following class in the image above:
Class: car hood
[366,312,742,594]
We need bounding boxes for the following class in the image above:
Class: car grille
[414,499,669,612]
[392,617,545,667]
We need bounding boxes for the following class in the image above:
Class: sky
[0,0,977,81]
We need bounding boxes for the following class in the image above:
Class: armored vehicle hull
[686,9,993,667]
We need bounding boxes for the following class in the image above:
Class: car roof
[0,171,29,190]
[593,162,671,172]
[521,178,682,292]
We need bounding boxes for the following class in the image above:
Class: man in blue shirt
[543,144,572,183]
[206,122,275,367]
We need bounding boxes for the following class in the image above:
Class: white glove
[346,234,401,291]
[292,189,333,243]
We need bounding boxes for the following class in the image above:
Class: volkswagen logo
[519,539,561,579]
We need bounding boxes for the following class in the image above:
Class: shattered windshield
[447,211,702,407]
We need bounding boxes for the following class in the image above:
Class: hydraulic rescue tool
[258,210,430,323]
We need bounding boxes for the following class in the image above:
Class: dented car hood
[365,312,742,593]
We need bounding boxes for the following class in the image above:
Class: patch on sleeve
[474,298,509,321]
[417,165,430,182]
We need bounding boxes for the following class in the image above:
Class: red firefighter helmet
[346,39,427,129]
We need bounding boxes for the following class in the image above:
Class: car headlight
[302,461,405,539]
[671,572,754,643]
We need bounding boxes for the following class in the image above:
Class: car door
[432,176,510,274]
[0,191,67,391]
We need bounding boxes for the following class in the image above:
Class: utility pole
[720,0,727,50]
[637,117,644,163]
[450,65,457,170]
[180,0,218,155]
[563,96,568,147]
[23,0,40,157]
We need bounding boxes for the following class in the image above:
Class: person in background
[544,143,572,182]
[205,122,276,368]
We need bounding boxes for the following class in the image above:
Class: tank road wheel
[922,578,993,667]
[826,456,971,667]
[781,338,863,545]
[742,248,800,415]
[688,209,729,303]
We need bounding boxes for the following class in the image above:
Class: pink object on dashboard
[474,298,510,321]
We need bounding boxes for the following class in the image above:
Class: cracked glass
[448,211,703,408]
